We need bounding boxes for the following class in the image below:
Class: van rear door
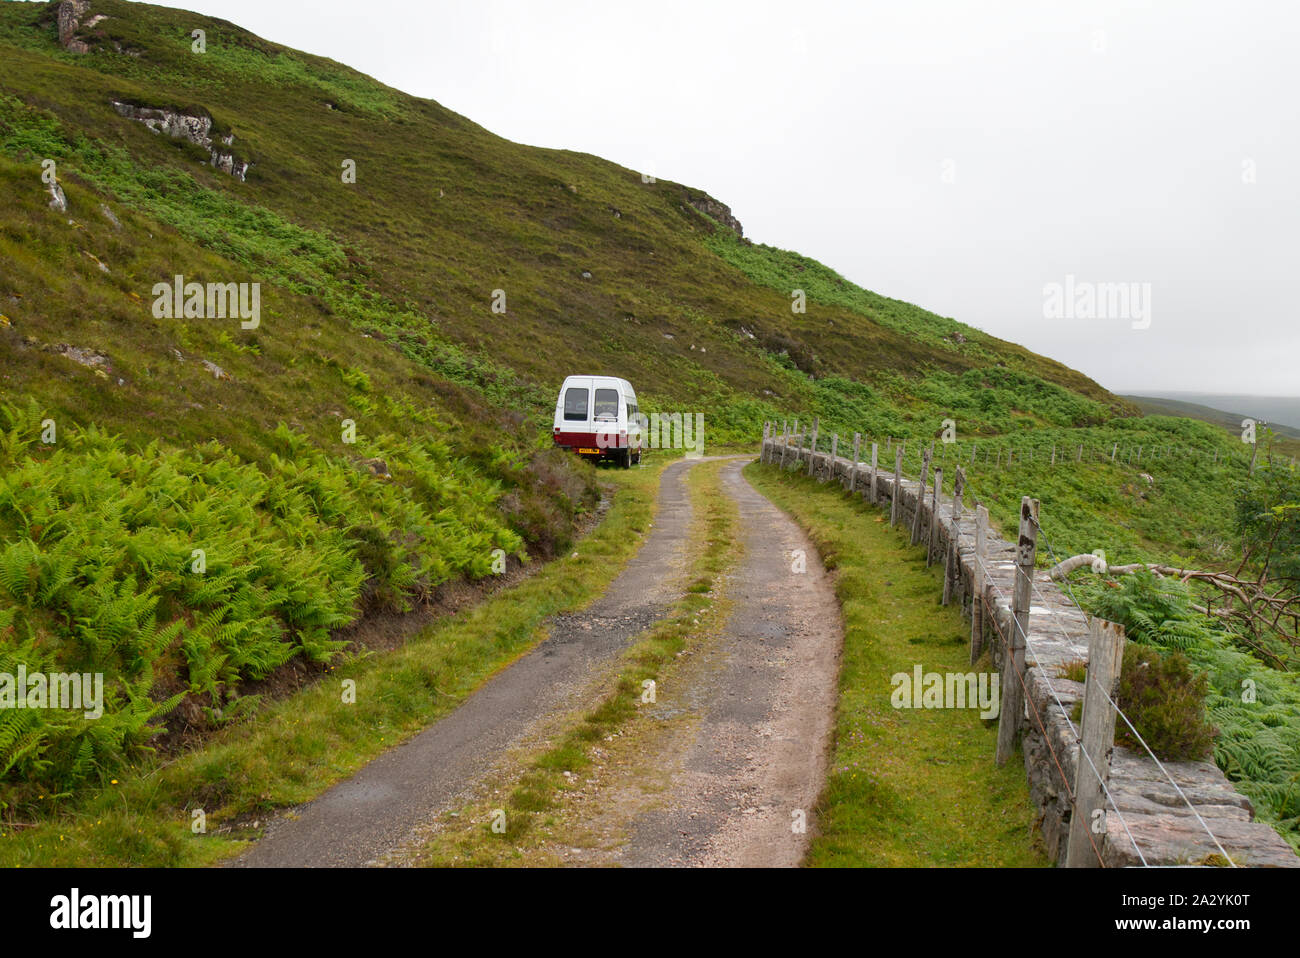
[555,377,600,454]
[561,379,591,429]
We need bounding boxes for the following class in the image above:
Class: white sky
[169,0,1298,396]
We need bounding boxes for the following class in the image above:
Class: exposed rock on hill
[47,180,67,212]
[687,194,744,238]
[111,100,251,180]
[57,0,104,54]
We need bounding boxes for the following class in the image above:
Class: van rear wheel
[618,448,631,469]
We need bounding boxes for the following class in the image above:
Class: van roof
[560,374,634,391]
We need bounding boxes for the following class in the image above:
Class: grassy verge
[410,458,739,865]
[744,462,1049,867]
[0,458,670,867]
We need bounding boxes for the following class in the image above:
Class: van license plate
[578,447,601,455]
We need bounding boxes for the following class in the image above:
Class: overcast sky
[175,0,1299,396]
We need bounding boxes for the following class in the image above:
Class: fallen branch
[1050,553,1298,659]
[1048,553,1109,579]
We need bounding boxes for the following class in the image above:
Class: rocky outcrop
[57,0,89,51]
[687,194,743,238]
[111,101,251,181]
[57,0,106,54]
[22,335,113,378]
[47,181,67,212]
[200,359,230,380]
[58,343,111,374]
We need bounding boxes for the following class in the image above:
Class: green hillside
[0,0,1128,444]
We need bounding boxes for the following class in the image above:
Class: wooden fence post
[996,496,1039,765]
[849,433,861,492]
[829,433,839,484]
[971,504,988,664]
[1065,618,1127,868]
[890,446,903,526]
[970,442,977,465]
[808,418,820,478]
[927,467,942,566]
[1111,443,1117,463]
[761,422,770,463]
[943,534,957,606]
[911,447,932,545]
[943,468,966,607]
[869,442,879,504]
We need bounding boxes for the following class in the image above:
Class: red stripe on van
[553,431,635,450]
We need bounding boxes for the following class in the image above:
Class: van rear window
[563,388,589,421]
[593,388,619,421]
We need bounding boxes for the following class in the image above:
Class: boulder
[200,359,229,380]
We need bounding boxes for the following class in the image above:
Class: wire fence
[971,548,1144,867]
[783,428,1285,492]
[764,425,1247,867]
[957,458,1238,865]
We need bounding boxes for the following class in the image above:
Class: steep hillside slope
[1,0,1128,445]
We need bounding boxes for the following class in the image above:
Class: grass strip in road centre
[0,458,672,867]
[412,458,740,865]
[745,462,1049,867]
